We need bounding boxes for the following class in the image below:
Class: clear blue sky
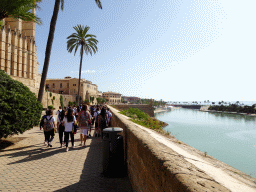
[35,0,256,102]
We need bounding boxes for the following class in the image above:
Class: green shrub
[119,107,164,130]
[60,95,64,108]
[68,101,73,106]
[0,70,43,138]
[48,105,54,110]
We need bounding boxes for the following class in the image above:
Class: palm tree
[67,25,98,105]
[37,0,102,103]
[0,0,42,27]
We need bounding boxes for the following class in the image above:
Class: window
[67,83,69,88]
[87,85,89,88]
[74,89,75,93]
[81,84,83,86]
[52,83,55,88]
[73,84,76,86]
[60,83,62,88]
[59,91,64,94]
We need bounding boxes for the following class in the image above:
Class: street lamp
[46,84,49,109]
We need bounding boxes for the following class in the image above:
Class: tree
[37,0,102,104]
[90,96,94,104]
[67,25,99,106]
[0,70,42,138]
[0,0,42,27]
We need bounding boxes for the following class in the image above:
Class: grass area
[119,107,166,131]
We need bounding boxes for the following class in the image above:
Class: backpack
[100,115,107,128]
[40,115,46,129]
[44,116,53,132]
[79,111,89,127]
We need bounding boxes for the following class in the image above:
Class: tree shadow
[3,143,88,165]
[55,137,133,192]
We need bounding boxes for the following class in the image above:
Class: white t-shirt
[107,111,112,122]
[44,115,55,128]
[56,109,62,122]
[63,116,76,132]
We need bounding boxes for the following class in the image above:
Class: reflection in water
[209,112,256,123]
[155,108,256,178]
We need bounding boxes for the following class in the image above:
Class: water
[168,101,256,106]
[155,108,256,178]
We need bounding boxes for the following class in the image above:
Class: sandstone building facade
[0,13,41,94]
[46,77,99,103]
[103,92,122,103]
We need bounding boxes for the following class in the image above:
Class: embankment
[108,105,256,192]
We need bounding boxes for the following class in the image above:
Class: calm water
[155,108,256,178]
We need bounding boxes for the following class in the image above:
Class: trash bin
[102,127,124,177]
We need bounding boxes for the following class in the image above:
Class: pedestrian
[63,108,76,151]
[77,105,91,146]
[58,110,65,148]
[39,113,47,145]
[56,106,62,133]
[106,108,112,127]
[94,107,100,137]
[44,109,56,147]
[98,107,109,138]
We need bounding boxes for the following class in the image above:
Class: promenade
[0,125,132,191]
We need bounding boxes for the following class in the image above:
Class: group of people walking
[40,104,112,152]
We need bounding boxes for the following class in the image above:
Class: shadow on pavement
[55,136,133,192]
[4,144,88,165]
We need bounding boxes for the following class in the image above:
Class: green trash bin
[102,127,124,177]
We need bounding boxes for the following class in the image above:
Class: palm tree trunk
[38,0,61,103]
[77,44,84,106]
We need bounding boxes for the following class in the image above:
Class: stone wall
[42,92,61,109]
[112,104,154,117]
[108,105,232,192]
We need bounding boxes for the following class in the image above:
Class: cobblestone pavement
[0,125,133,192]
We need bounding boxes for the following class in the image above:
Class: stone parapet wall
[112,104,154,117]
[108,105,236,192]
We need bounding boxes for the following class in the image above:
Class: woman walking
[63,108,76,151]
[44,109,56,147]
[77,105,91,146]
[58,110,65,148]
[98,107,108,138]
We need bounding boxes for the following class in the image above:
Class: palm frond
[95,0,103,9]
[60,0,64,11]
[67,24,98,60]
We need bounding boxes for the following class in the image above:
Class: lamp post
[46,85,49,109]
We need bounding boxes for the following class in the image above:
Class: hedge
[0,70,43,138]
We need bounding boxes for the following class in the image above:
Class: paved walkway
[0,125,132,192]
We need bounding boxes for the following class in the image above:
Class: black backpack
[40,115,46,128]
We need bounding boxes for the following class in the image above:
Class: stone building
[103,91,122,103]
[122,96,140,103]
[0,11,41,94]
[46,77,99,103]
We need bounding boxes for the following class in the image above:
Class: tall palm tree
[67,25,98,105]
[38,0,102,103]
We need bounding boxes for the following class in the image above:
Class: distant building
[97,91,103,98]
[122,96,140,103]
[103,92,122,103]
[46,77,98,102]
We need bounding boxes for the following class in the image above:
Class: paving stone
[0,125,133,191]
